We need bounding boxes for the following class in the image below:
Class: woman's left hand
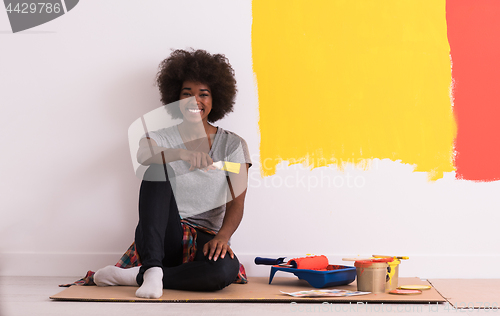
[203,235,234,261]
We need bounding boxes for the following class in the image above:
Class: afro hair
[156,49,237,123]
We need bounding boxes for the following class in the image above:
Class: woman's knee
[205,255,240,291]
[142,163,175,182]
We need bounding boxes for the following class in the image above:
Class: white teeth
[188,109,201,113]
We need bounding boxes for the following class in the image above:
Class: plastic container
[269,265,356,288]
[354,258,393,293]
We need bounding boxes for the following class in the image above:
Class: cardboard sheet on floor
[50,277,445,303]
[428,279,500,309]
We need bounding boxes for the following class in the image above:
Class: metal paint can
[354,258,392,293]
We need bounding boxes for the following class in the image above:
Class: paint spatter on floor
[447,0,500,182]
[252,0,456,180]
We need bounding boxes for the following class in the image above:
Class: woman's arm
[203,163,250,261]
[137,137,213,169]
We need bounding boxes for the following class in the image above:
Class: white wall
[1,0,499,279]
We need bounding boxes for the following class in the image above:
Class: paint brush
[372,255,409,260]
[342,257,374,261]
[212,161,241,174]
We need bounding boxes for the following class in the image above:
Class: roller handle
[254,257,286,265]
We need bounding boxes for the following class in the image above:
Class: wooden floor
[428,279,500,309]
[1,276,498,316]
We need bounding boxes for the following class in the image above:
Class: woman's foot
[94,265,139,286]
[135,267,163,299]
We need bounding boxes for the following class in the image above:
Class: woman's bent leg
[134,164,183,298]
[135,166,183,273]
[161,230,240,291]
[135,189,183,269]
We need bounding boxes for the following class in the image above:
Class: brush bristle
[222,161,240,174]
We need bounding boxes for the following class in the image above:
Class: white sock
[94,265,139,287]
[135,267,163,299]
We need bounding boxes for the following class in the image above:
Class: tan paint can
[354,259,391,293]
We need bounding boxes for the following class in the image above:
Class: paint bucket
[354,258,392,293]
[386,259,400,291]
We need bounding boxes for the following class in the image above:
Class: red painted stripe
[447,0,500,181]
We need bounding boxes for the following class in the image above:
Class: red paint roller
[287,255,329,270]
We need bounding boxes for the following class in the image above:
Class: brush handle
[213,161,224,170]
[342,257,374,261]
[254,257,286,265]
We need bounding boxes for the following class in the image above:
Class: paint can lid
[355,258,393,263]
[398,284,431,290]
[389,289,422,295]
[354,258,392,268]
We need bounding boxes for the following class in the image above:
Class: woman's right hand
[179,149,214,171]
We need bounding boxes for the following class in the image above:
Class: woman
[93,49,251,299]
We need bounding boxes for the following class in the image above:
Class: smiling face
[179,81,212,124]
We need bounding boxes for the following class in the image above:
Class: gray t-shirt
[141,126,251,232]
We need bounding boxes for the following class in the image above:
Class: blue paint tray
[269,264,356,288]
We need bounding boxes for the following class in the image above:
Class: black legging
[134,164,240,291]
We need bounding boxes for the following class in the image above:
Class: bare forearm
[202,165,249,261]
[216,165,249,240]
[217,202,244,241]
